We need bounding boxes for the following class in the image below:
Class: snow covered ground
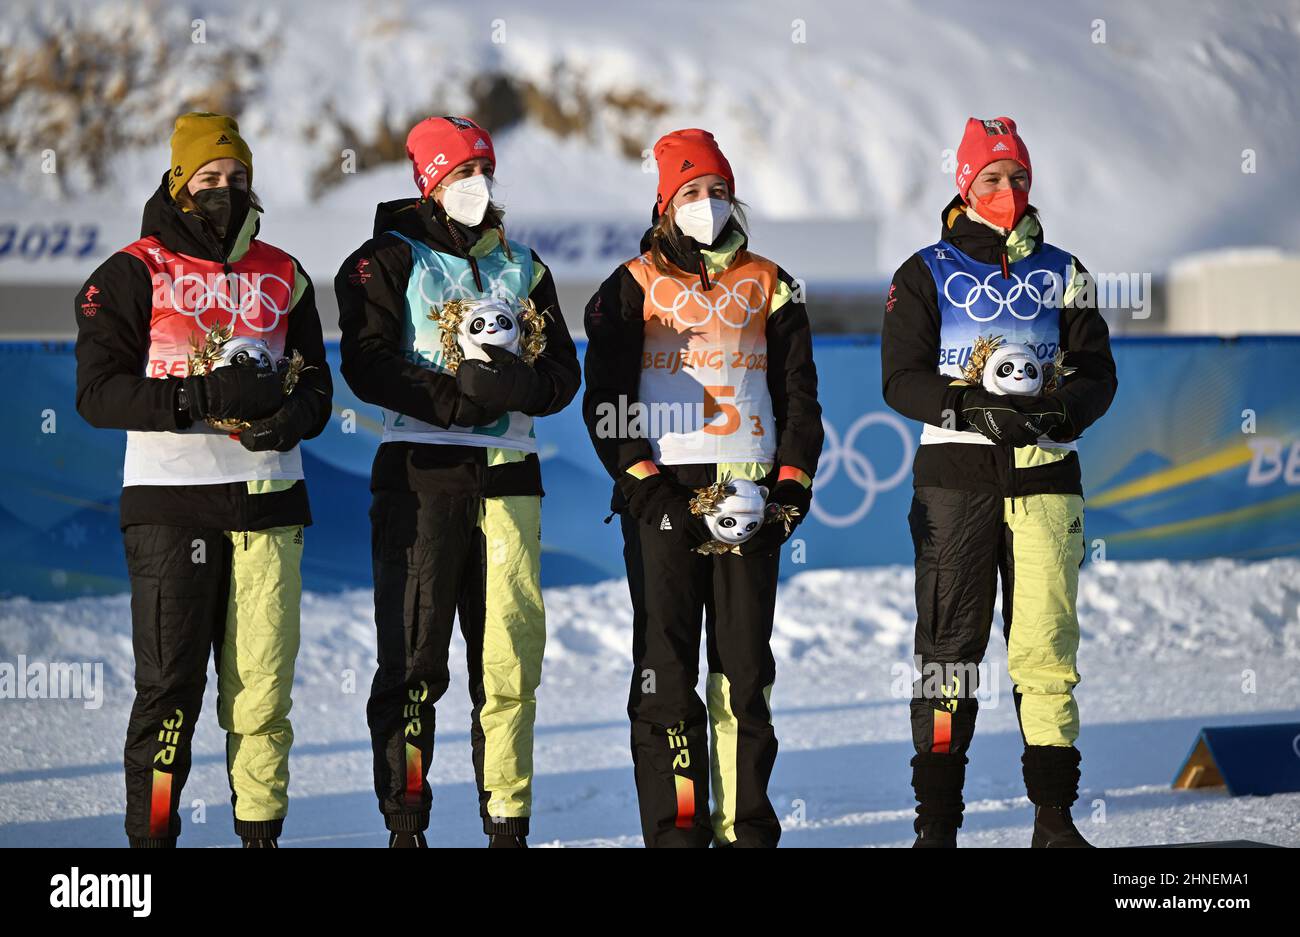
[1,558,1297,847]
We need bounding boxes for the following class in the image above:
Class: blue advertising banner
[4,336,1300,599]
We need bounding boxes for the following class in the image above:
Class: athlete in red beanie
[954,116,1033,232]
[652,128,735,217]
[338,112,579,849]
[581,128,823,847]
[880,114,1117,848]
[405,116,496,198]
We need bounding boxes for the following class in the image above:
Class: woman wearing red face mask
[881,116,1117,847]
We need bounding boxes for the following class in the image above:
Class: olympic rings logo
[810,412,914,528]
[167,272,291,333]
[417,265,525,306]
[648,275,766,330]
[943,268,1062,322]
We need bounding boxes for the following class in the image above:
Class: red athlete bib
[115,236,304,487]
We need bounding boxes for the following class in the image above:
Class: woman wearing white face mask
[335,115,580,848]
[582,128,823,847]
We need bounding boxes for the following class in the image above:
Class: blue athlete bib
[918,239,1077,449]
[921,240,1073,380]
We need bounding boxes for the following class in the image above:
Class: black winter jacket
[334,198,580,497]
[881,197,1117,496]
[74,180,333,530]
[583,219,823,505]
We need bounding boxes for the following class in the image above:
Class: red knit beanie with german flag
[405,116,496,197]
[955,116,1031,200]
[653,129,735,215]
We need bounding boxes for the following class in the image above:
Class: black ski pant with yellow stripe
[908,487,1086,828]
[122,523,303,846]
[621,514,781,848]
[367,490,545,837]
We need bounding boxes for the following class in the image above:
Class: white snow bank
[1,558,1297,846]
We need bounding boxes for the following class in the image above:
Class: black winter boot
[1031,806,1094,848]
[910,752,967,847]
[913,821,959,848]
[1022,745,1092,847]
[388,831,428,848]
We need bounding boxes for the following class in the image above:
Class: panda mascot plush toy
[457,298,522,363]
[980,342,1043,397]
[216,335,277,373]
[430,296,546,374]
[685,477,769,555]
[186,327,311,433]
[199,333,278,432]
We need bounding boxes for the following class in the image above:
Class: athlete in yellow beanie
[75,108,332,848]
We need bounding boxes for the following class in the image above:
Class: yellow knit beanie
[167,112,253,199]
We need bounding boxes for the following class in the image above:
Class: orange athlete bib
[624,250,777,466]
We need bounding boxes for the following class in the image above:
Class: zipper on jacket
[439,210,485,292]
[199,214,228,265]
[1000,249,1010,279]
[697,257,712,291]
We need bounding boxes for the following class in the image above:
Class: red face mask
[969,186,1029,230]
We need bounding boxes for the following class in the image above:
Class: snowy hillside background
[2,0,1299,275]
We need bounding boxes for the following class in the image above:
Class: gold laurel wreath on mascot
[428,297,548,374]
[186,324,313,432]
[959,334,1075,393]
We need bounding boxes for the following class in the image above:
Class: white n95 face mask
[441,173,494,227]
[673,197,732,245]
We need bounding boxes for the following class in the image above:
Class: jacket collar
[139,176,261,264]
[939,194,1042,265]
[638,217,749,280]
[372,197,506,259]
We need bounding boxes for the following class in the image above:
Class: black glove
[456,346,551,415]
[451,394,506,427]
[739,478,812,556]
[238,392,319,453]
[624,473,710,546]
[960,388,1068,447]
[182,367,284,424]
[1041,396,1077,443]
